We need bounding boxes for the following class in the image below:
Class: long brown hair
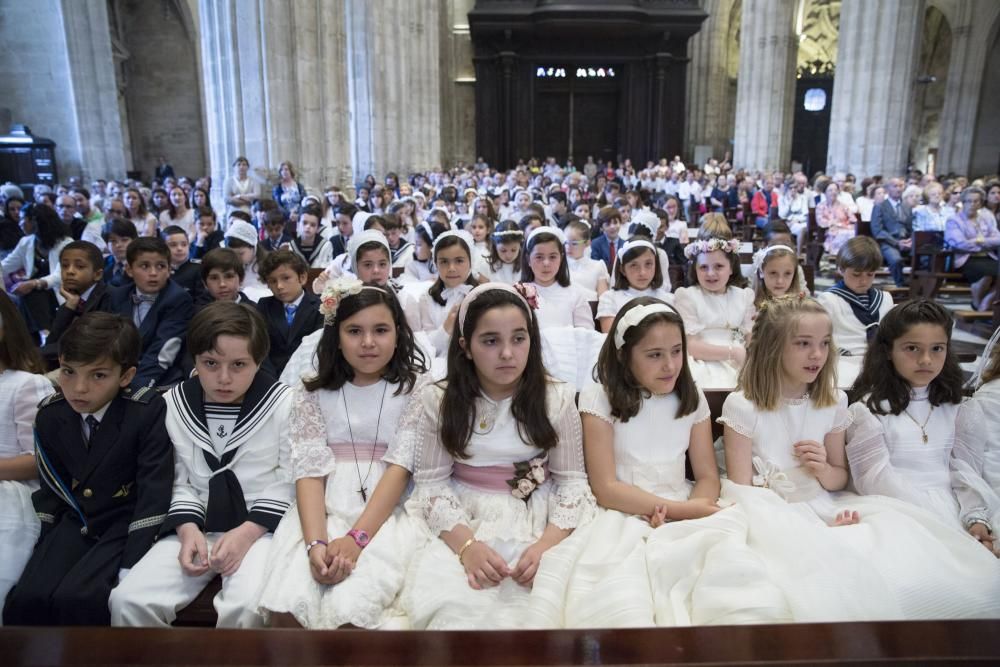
[595,296,698,422]
[739,295,839,410]
[0,291,44,373]
[438,289,555,459]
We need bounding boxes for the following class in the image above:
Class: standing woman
[224,156,261,217]
[400,284,596,629]
[124,187,157,237]
[273,161,306,219]
[1,204,71,339]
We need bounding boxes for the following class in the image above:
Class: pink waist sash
[328,441,388,461]
[452,462,516,493]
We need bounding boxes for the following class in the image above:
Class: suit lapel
[287,292,317,341]
[55,404,90,484]
[78,395,127,484]
[84,283,107,313]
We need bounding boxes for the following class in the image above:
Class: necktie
[285,304,298,326]
[85,415,100,448]
[609,241,617,269]
[76,298,87,314]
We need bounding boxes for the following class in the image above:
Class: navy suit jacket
[103,256,133,288]
[102,280,194,389]
[41,282,112,363]
[256,292,323,377]
[870,199,911,248]
[590,234,624,271]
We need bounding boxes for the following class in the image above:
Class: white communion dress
[718,390,1000,621]
[399,380,597,629]
[846,387,962,527]
[952,378,1000,554]
[529,385,792,628]
[529,282,593,330]
[673,286,755,390]
[596,287,675,323]
[256,377,428,628]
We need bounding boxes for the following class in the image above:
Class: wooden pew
[908,230,969,300]
[4,621,999,665]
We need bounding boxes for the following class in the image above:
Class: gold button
[83,489,93,498]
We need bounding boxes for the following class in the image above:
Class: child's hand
[968,523,996,554]
[59,285,80,311]
[12,280,35,296]
[510,540,550,587]
[729,345,747,366]
[461,541,509,590]
[323,536,362,584]
[176,522,210,577]
[793,440,829,475]
[210,521,266,577]
[307,543,337,585]
[443,304,461,334]
[647,504,669,528]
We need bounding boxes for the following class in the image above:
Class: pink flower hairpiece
[512,282,540,311]
[318,277,365,325]
[683,237,742,260]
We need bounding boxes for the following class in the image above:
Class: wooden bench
[4,621,999,665]
[908,230,970,300]
[804,207,825,271]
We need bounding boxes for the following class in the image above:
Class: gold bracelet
[457,537,476,565]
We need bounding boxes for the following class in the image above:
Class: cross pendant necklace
[342,380,388,502]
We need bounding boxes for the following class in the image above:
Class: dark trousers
[880,243,907,287]
[3,518,125,626]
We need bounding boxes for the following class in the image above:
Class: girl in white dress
[0,294,52,608]
[225,219,269,303]
[257,280,430,628]
[596,239,674,333]
[521,226,592,330]
[673,238,754,390]
[399,220,441,283]
[722,296,1000,621]
[467,213,493,261]
[564,220,609,301]
[846,301,967,527]
[415,230,479,356]
[400,283,596,629]
[751,245,802,308]
[953,328,1000,553]
[484,221,524,284]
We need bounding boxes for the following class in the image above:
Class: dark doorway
[790,74,833,177]
[533,73,618,164]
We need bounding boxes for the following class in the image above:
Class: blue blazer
[102,280,194,389]
[590,234,624,271]
[870,200,911,248]
[103,255,133,287]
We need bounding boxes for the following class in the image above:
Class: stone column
[935,0,1000,175]
[731,0,798,171]
[826,0,924,176]
[686,0,739,160]
[198,0,352,204]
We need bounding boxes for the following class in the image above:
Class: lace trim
[578,407,614,425]
[289,386,334,480]
[547,480,597,530]
[716,415,754,438]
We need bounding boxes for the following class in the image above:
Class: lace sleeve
[831,391,851,433]
[717,392,755,438]
[546,383,598,530]
[673,288,704,336]
[951,398,997,527]
[288,385,334,481]
[577,382,614,425]
[383,373,434,471]
[401,383,468,535]
[845,403,928,508]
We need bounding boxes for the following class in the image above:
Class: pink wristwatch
[347,529,370,548]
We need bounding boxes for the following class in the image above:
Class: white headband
[613,302,673,350]
[432,229,474,262]
[527,225,566,246]
[751,244,795,273]
[613,239,657,274]
[457,282,536,334]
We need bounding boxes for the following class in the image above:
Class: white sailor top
[162,374,294,534]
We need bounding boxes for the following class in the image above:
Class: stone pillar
[198,0,352,204]
[732,0,798,172]
[826,0,924,176]
[935,0,1000,175]
[686,0,739,160]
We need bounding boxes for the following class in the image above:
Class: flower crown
[683,237,741,260]
[318,277,365,325]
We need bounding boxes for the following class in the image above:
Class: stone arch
[970,11,1000,176]
[108,0,207,180]
[909,5,952,174]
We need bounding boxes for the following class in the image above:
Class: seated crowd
[0,155,998,630]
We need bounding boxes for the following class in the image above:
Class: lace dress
[718,391,1000,621]
[596,287,675,322]
[673,286,755,390]
[847,387,962,527]
[416,284,474,356]
[399,381,596,629]
[0,370,52,605]
[255,377,428,628]
[952,379,1000,553]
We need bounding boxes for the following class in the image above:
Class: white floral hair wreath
[317,277,384,326]
[683,237,742,260]
[751,244,796,274]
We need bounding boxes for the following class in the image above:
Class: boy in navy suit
[260,209,291,253]
[194,248,253,310]
[103,219,138,287]
[255,249,322,376]
[101,236,194,389]
[191,207,224,259]
[41,241,111,364]
[3,313,173,625]
[163,225,202,296]
[590,206,624,271]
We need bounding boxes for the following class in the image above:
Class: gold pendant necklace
[902,405,934,444]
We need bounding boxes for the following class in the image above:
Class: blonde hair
[983,342,1000,384]
[752,246,801,307]
[697,213,733,240]
[738,295,839,410]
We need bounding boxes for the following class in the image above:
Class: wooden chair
[393,266,405,279]
[908,230,969,300]
[805,207,825,271]
[305,268,325,295]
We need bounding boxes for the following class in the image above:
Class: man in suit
[255,249,323,377]
[100,237,194,389]
[591,206,625,271]
[870,177,912,287]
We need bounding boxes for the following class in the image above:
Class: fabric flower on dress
[318,277,365,325]
[513,282,540,311]
[508,456,547,501]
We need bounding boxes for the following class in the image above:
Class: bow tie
[131,293,157,306]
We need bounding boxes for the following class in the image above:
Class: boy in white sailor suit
[111,301,293,628]
[3,313,173,626]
